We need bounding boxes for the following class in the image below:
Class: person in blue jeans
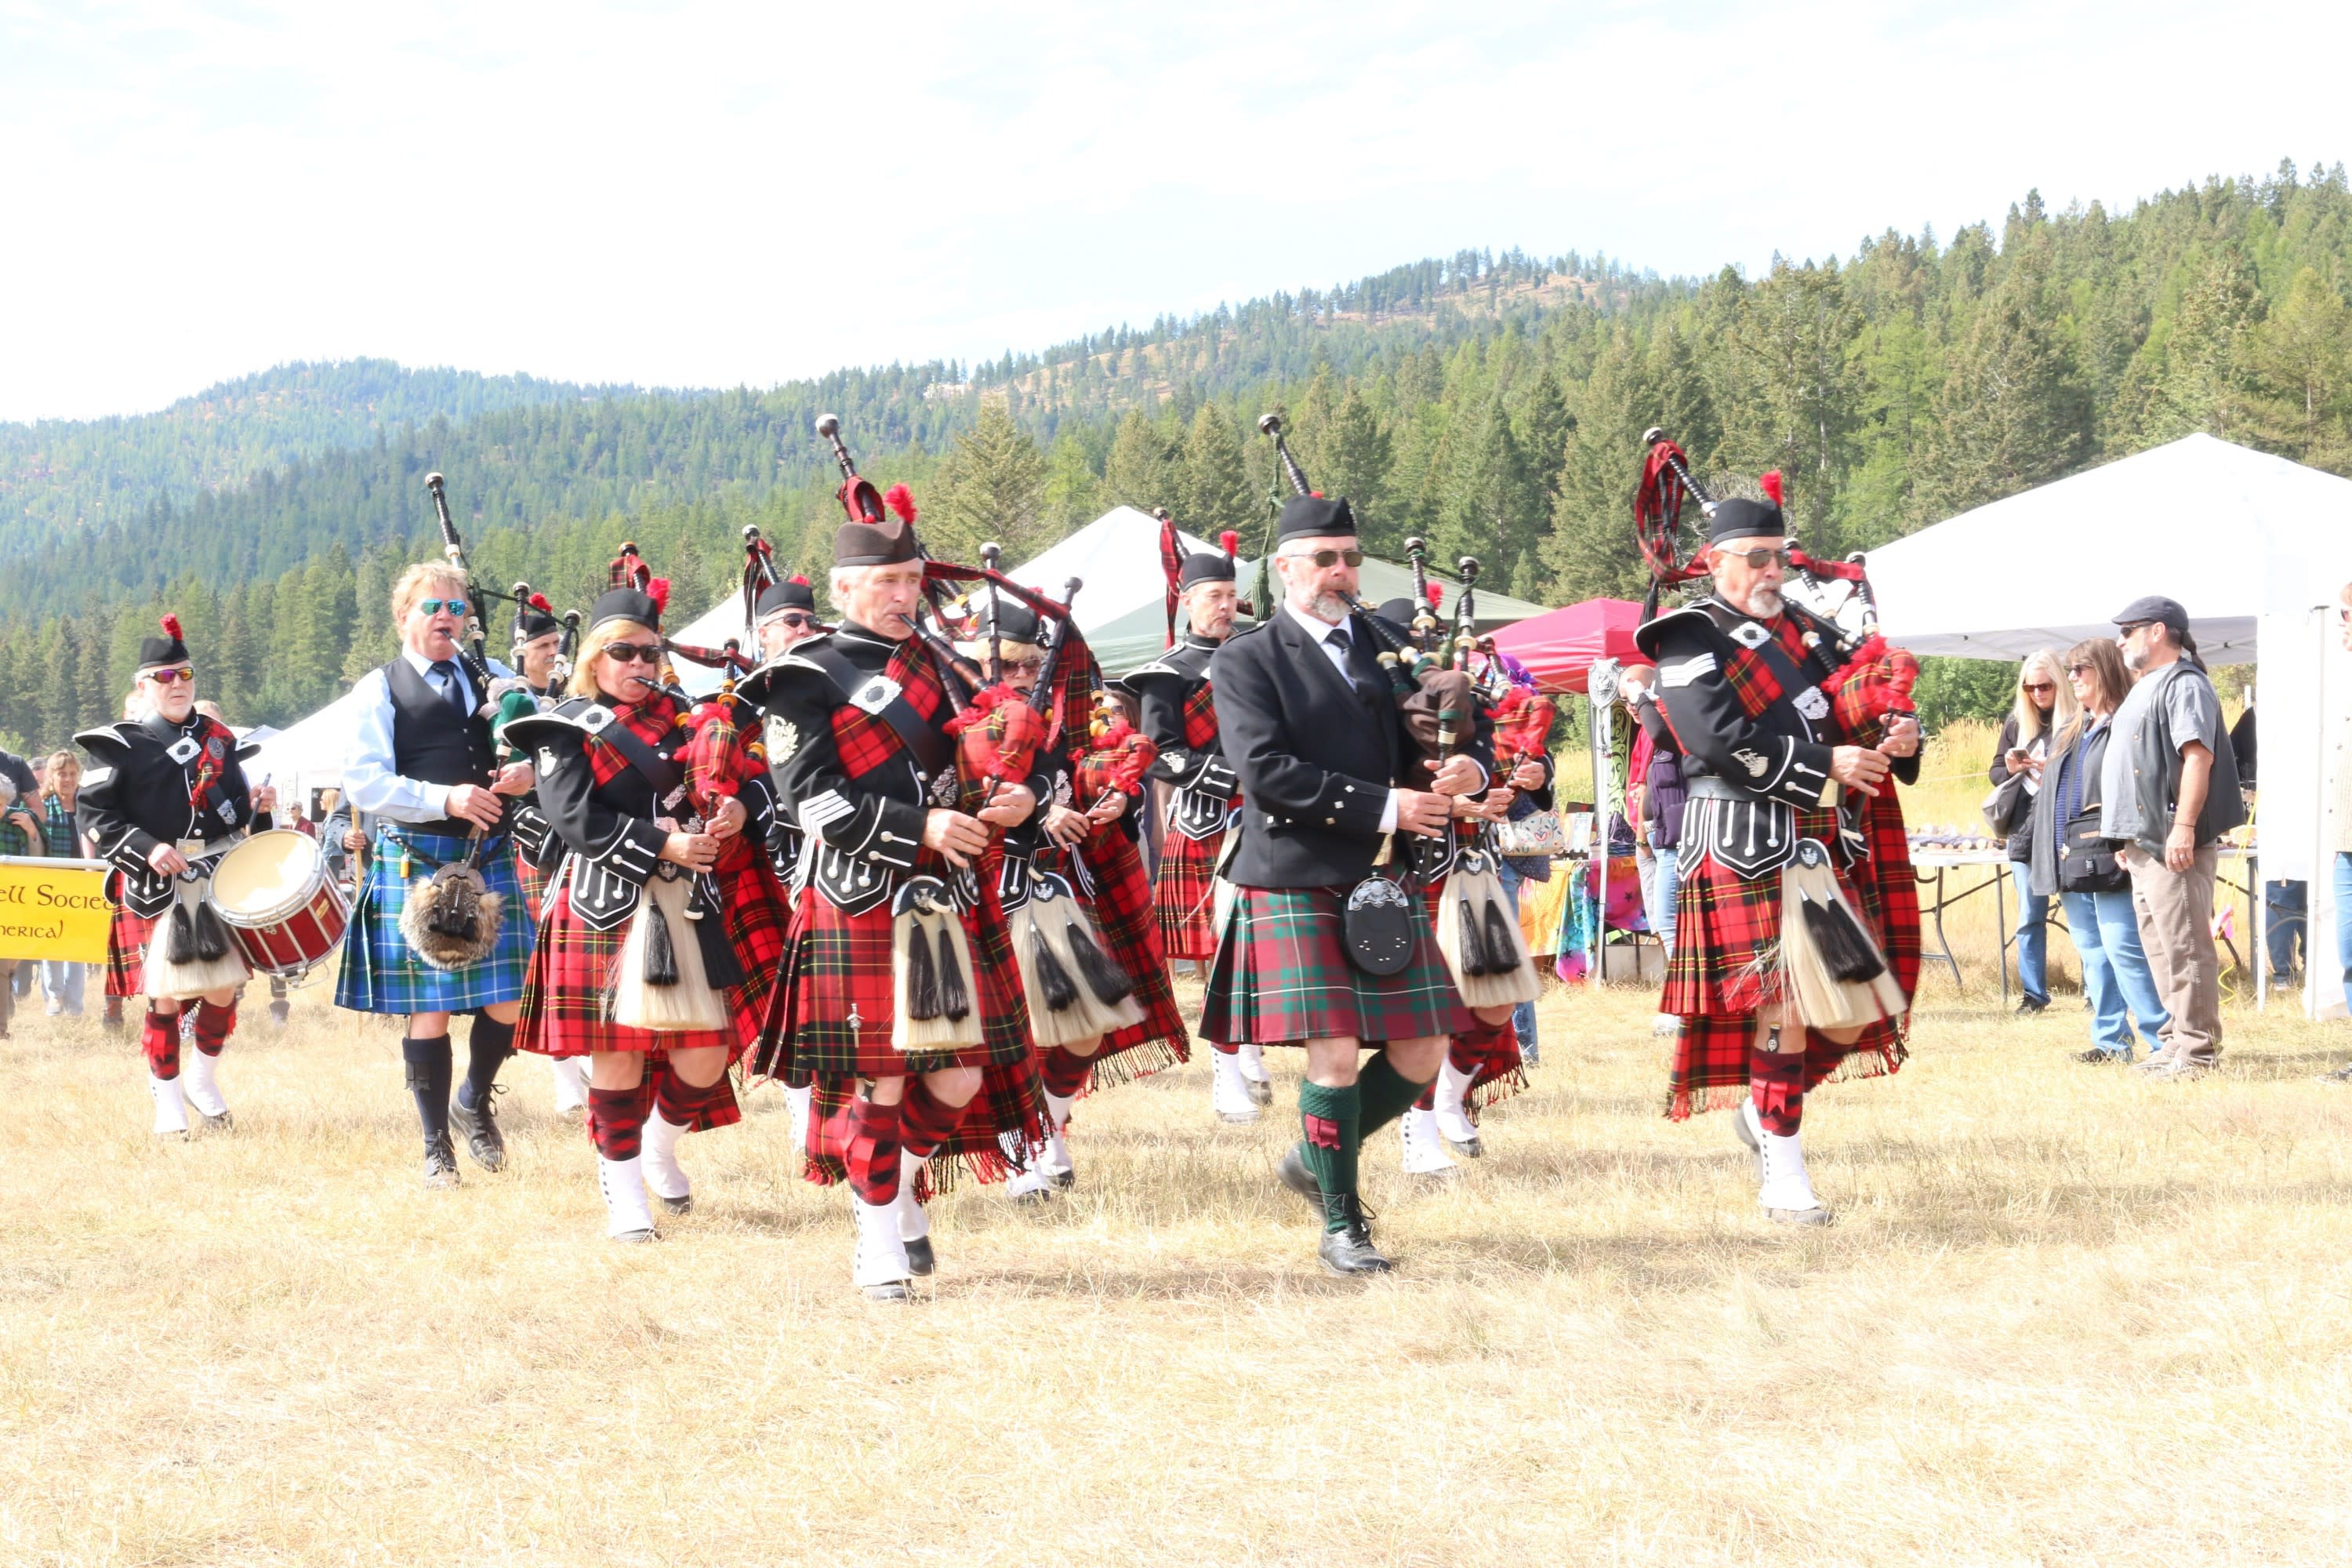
[1995,651,2073,1014]
[2033,639,2168,1061]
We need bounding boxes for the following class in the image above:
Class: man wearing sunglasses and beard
[336,564,538,1189]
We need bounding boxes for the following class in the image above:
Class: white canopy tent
[245,685,370,814]
[1865,434,2352,1016]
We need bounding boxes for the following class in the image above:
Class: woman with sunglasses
[1990,652,2077,1014]
[508,572,787,1242]
[76,615,274,1135]
[2028,640,2169,1062]
[336,565,539,1189]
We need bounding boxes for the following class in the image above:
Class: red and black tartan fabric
[103,898,156,1000]
[801,1048,1047,1197]
[1660,803,1911,1119]
[514,854,550,924]
[1417,873,1524,1117]
[514,833,787,1078]
[1154,681,1236,960]
[578,692,690,789]
[1052,818,1188,1094]
[1715,612,1812,720]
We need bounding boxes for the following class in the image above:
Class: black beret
[757,577,818,619]
[588,587,661,635]
[1274,494,1356,544]
[138,614,191,671]
[1707,497,1785,545]
[513,608,560,643]
[965,597,1043,647]
[835,518,920,568]
[1178,551,1236,588]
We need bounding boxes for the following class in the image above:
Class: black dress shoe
[1317,1197,1392,1276]
[904,1236,936,1276]
[2018,996,2049,1015]
[448,1085,507,1173]
[1277,1145,1323,1212]
[422,1133,461,1189]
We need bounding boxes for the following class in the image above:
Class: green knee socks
[1295,1081,1361,1233]
[1356,1049,1432,1138]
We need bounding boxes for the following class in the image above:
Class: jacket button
[1326,816,1336,825]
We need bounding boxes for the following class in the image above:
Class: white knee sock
[181,1049,227,1118]
[641,1107,691,1201]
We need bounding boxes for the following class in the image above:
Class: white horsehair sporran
[609,866,728,1033]
[1777,837,1905,1031]
[1433,844,1539,1007]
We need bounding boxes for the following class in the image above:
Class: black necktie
[429,659,467,717]
[1327,627,1352,656]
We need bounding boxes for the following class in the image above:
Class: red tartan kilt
[1453,1015,1525,1105]
[514,837,786,1062]
[1154,824,1225,962]
[1071,826,1188,1080]
[106,904,156,999]
[515,855,550,921]
[1661,808,1885,1018]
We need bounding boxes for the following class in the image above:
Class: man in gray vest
[2100,596,2244,1080]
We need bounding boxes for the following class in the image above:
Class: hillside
[2,163,2350,741]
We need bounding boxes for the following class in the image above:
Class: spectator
[1991,651,2075,1014]
[2103,596,2244,1079]
[0,775,40,1038]
[2319,584,2352,1086]
[2031,640,2169,1063]
[2229,691,2307,985]
[37,750,89,1018]
[1621,664,1686,1036]
[0,744,36,804]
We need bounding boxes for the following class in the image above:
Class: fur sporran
[1011,875,1143,1046]
[399,835,505,971]
[1778,838,1905,1031]
[143,875,251,999]
[891,876,985,1052]
[609,869,728,1033]
[1433,850,1538,1007]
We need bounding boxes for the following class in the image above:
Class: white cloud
[1,0,2345,421]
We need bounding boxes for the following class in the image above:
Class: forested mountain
[0,360,652,554]
[5,162,2350,746]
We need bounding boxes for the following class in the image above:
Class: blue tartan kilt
[334,826,533,1016]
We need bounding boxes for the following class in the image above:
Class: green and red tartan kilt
[514,836,787,1065]
[104,902,157,1000]
[1060,825,1188,1092]
[1199,884,1473,1046]
[1153,818,1227,962]
[763,848,1034,1080]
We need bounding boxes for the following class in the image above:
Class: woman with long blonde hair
[38,751,89,1017]
[1991,649,2077,1012]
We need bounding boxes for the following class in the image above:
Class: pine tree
[1538,330,1653,601]
[1040,431,1102,535]
[1102,409,1178,514]
[1319,388,1396,550]
[929,396,1048,562]
[1914,241,2094,517]
[1439,393,1538,595]
[2249,266,2352,467]
[1180,404,1254,539]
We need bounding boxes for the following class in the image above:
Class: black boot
[449,1015,514,1172]
[405,1034,459,1189]
[1276,1145,1324,1213]
[1317,1194,1392,1276]
[448,1083,507,1173]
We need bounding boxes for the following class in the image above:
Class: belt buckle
[176,838,206,857]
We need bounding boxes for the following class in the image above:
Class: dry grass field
[4,967,2350,1566]
[3,715,2343,1566]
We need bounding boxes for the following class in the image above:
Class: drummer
[76,615,275,1137]
[336,564,537,1190]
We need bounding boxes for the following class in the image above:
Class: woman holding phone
[1991,651,2076,1013]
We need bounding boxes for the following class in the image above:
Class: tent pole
[1587,659,1620,989]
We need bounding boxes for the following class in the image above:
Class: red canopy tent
[1486,598,1644,693]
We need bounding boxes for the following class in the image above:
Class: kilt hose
[1054,823,1189,1095]
[762,844,1046,1191]
[1660,800,1911,1120]
[104,902,158,1000]
[1153,812,1229,963]
[515,835,788,1074]
[334,826,532,1016]
[1199,884,1474,1047]
[1416,881,1525,1119]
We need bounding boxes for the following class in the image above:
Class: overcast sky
[2,0,2344,424]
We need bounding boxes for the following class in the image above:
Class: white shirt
[342,648,513,824]
[1282,599,1403,833]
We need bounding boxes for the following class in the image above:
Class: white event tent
[1864,433,2352,1014]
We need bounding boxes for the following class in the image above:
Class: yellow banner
[0,857,114,964]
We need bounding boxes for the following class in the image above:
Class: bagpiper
[507,564,789,1241]
[1124,527,1275,1122]
[743,489,1050,1301]
[77,615,274,1136]
[1635,476,1922,1224]
[498,587,586,1115]
[336,564,539,1188]
[1197,495,1494,1276]
[960,597,1188,1203]
[750,572,827,1155]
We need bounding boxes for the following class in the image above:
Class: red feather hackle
[647,578,671,615]
[1218,529,1239,560]
[1760,470,1784,506]
[159,613,183,641]
[883,482,918,522]
[528,593,552,613]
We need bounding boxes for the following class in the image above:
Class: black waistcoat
[386,658,496,836]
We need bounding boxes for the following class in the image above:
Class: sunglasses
[769,613,815,630]
[2022,681,2055,695]
[2067,663,2094,676]
[143,667,195,686]
[415,598,466,618]
[601,643,664,665]
[1719,546,1792,570]
[1283,548,1365,568]
[999,657,1045,675]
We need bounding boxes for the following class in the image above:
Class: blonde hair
[391,562,469,622]
[2011,649,2077,747]
[42,751,78,796]
[568,618,659,699]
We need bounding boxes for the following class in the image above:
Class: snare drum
[211,829,351,981]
